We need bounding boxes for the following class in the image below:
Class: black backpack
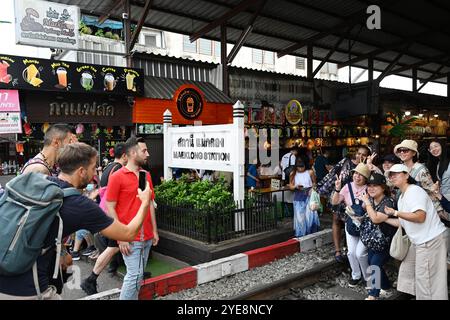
[284,154,295,184]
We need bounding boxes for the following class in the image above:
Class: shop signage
[0,54,144,96]
[24,92,131,126]
[0,90,20,112]
[14,0,80,50]
[0,90,22,134]
[176,88,203,120]
[285,99,303,125]
[168,125,234,172]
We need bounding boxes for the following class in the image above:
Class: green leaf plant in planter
[384,108,417,139]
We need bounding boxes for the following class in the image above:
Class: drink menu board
[0,54,144,96]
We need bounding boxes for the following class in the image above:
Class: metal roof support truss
[129,0,153,52]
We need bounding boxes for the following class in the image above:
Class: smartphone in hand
[139,171,147,191]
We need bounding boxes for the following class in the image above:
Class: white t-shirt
[281,152,296,180]
[397,184,446,245]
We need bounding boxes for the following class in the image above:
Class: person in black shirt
[81,143,128,295]
[0,143,151,300]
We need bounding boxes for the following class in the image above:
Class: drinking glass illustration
[126,73,135,91]
[81,72,93,90]
[0,61,11,84]
[187,97,194,113]
[56,67,67,88]
[104,73,116,91]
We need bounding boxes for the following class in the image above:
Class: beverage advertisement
[14,0,80,50]
[0,54,144,96]
[0,89,22,134]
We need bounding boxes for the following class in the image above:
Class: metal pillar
[221,24,229,96]
[123,0,132,67]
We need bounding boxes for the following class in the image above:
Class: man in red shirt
[106,137,158,300]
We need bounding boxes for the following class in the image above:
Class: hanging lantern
[75,123,85,135]
[16,142,24,155]
[23,122,32,136]
[109,147,115,157]
[42,122,50,133]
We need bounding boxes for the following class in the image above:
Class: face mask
[86,183,94,192]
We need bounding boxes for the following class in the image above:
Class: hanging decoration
[104,127,114,140]
[15,142,24,155]
[41,122,50,134]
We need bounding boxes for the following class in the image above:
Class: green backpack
[0,173,79,296]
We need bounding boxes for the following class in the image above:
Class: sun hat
[394,140,419,156]
[385,163,409,175]
[352,163,371,179]
[367,172,387,185]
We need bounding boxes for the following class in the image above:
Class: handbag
[345,183,365,237]
[309,189,323,212]
[389,224,411,261]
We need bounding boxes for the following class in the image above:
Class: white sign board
[14,0,80,50]
[0,112,22,134]
[168,125,235,172]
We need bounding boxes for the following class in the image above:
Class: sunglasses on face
[396,148,411,154]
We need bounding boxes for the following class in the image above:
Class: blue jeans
[119,240,152,300]
[367,248,391,297]
[75,229,89,241]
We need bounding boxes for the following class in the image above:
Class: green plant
[95,28,104,37]
[384,109,417,138]
[104,31,114,39]
[79,21,92,35]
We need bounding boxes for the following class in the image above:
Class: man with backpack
[0,143,152,300]
[80,142,127,295]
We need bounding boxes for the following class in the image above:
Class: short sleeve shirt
[106,167,155,241]
[398,184,446,245]
[338,182,367,207]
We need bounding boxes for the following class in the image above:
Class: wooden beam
[221,24,229,96]
[129,0,153,52]
[98,0,125,25]
[420,71,450,83]
[389,54,448,75]
[417,65,445,91]
[377,51,405,82]
[227,0,267,64]
[311,28,350,78]
[307,45,313,79]
[412,68,417,92]
[190,0,259,43]
[277,12,364,58]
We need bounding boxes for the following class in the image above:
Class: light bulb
[404,111,411,116]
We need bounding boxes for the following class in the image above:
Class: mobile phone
[139,171,147,191]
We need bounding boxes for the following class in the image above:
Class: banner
[0,54,144,96]
[14,0,80,50]
[0,89,22,134]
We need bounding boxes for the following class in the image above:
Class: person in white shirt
[280,147,298,182]
[384,164,448,300]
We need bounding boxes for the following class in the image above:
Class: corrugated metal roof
[144,76,233,104]
[46,0,450,84]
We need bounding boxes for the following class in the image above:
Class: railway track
[229,260,413,300]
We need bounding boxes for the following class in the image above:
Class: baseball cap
[382,154,399,164]
[367,172,386,185]
[385,164,409,175]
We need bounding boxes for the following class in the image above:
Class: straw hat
[394,139,419,156]
[352,163,371,180]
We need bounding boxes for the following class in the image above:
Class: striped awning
[144,76,233,104]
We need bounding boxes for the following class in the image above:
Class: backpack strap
[347,182,356,205]
[63,187,81,198]
[32,262,43,300]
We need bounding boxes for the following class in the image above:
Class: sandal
[335,250,344,263]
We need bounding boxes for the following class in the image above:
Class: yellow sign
[285,100,302,125]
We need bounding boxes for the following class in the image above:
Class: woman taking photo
[289,160,319,237]
[360,173,397,300]
[331,163,370,287]
[384,164,448,300]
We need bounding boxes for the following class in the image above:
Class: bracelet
[394,210,398,217]
[334,188,341,193]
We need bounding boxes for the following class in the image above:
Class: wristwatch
[393,210,398,217]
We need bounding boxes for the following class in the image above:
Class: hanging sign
[176,88,203,120]
[285,99,303,125]
[14,0,80,50]
[0,54,144,96]
[0,90,22,134]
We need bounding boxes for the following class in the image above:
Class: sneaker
[365,296,377,300]
[81,245,96,256]
[348,278,362,287]
[379,289,390,298]
[89,250,99,260]
[80,278,98,296]
[71,251,80,261]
